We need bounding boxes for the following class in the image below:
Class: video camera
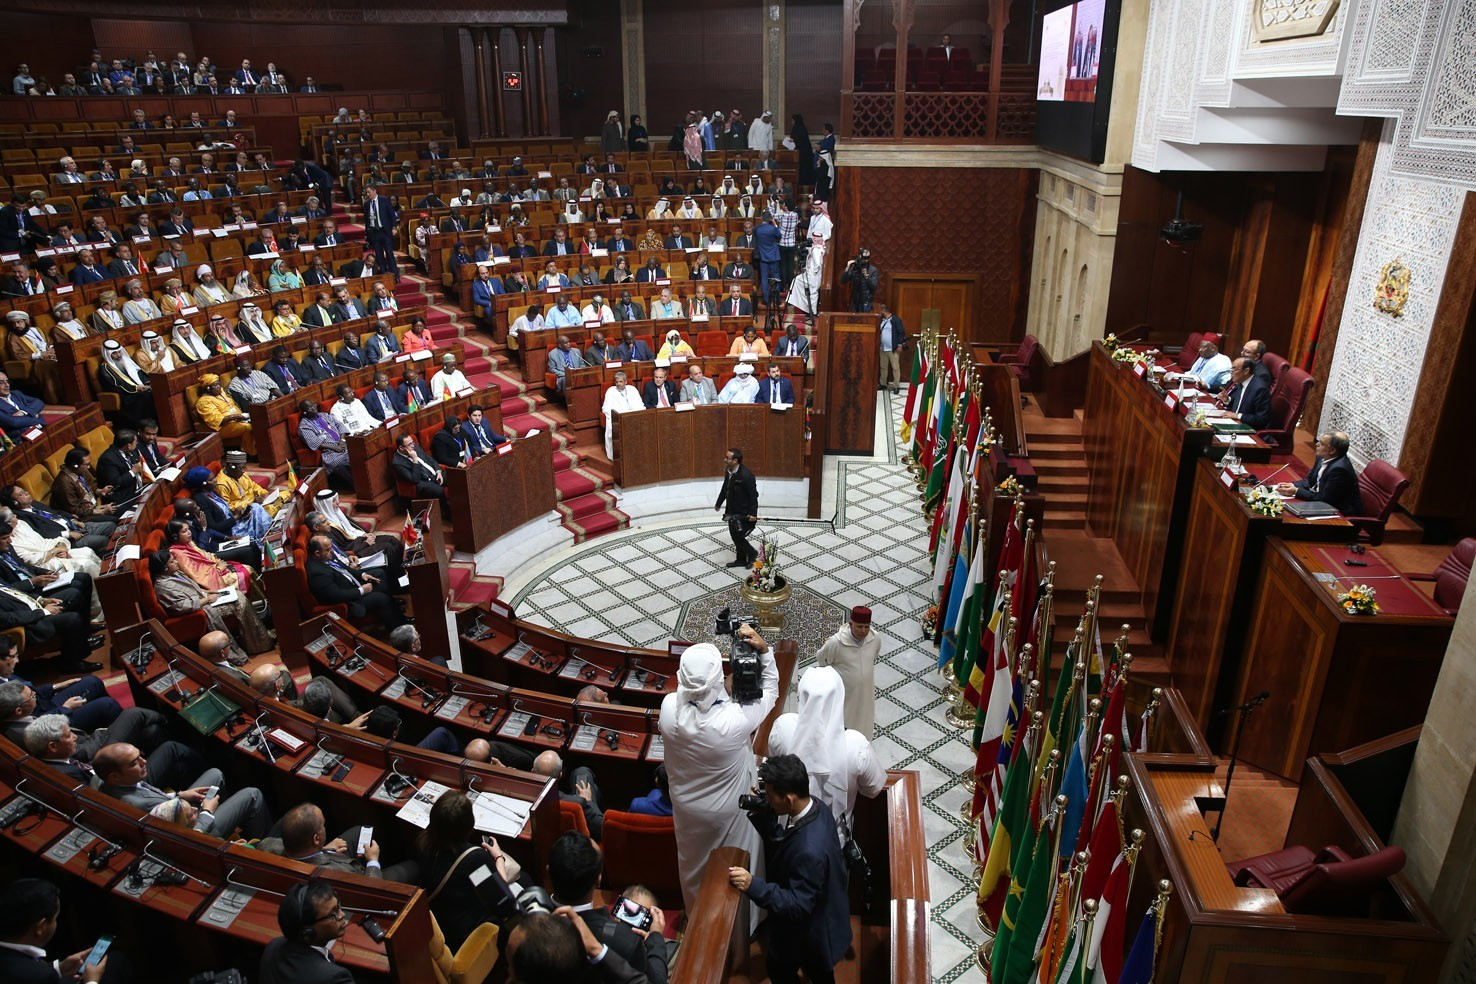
[715,606,764,704]
[738,779,767,813]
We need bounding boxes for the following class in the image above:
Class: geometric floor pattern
[509,393,986,984]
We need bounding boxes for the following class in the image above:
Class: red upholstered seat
[1262,351,1291,394]
[600,811,682,905]
[1169,331,1204,371]
[1228,843,1407,917]
[998,334,1039,389]
[1409,538,1475,614]
[1257,366,1313,452]
[696,330,729,357]
[1348,459,1410,545]
[557,799,590,838]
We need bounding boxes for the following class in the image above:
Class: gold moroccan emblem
[1374,258,1411,317]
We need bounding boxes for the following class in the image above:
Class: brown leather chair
[996,333,1040,389]
[1408,538,1475,615]
[1227,843,1406,917]
[1261,351,1291,394]
[1257,366,1314,452]
[1347,459,1410,545]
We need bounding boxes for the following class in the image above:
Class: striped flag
[901,344,928,443]
[937,516,976,670]
[1087,851,1131,984]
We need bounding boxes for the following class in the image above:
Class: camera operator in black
[840,248,880,313]
[727,754,851,984]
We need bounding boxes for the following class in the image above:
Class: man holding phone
[546,831,673,983]
[0,877,117,983]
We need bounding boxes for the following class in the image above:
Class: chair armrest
[1315,845,1355,864]
[451,922,501,984]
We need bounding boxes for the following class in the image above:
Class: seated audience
[257,802,417,881]
[94,741,272,839]
[1275,431,1365,515]
[193,374,256,454]
[548,831,671,983]
[148,548,273,655]
[533,750,605,839]
[305,534,407,630]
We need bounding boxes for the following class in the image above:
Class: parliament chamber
[1,1,1475,983]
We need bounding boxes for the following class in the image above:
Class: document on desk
[210,587,240,607]
[396,779,528,836]
[1214,435,1257,446]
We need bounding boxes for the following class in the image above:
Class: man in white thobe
[430,354,472,401]
[767,666,888,843]
[658,632,779,915]
[718,362,759,404]
[747,109,775,153]
[600,372,646,460]
[813,605,880,738]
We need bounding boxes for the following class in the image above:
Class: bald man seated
[533,749,605,839]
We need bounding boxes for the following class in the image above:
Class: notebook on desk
[1286,500,1340,518]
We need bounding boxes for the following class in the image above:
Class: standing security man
[715,448,759,569]
[727,754,851,984]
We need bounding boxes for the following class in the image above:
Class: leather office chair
[1261,351,1290,393]
[1257,366,1313,452]
[427,913,499,984]
[1227,844,1406,916]
[599,810,683,905]
[996,334,1039,390]
[1168,330,1203,370]
[1408,538,1475,615]
[1347,459,1410,545]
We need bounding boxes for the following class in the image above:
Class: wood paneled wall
[829,164,1038,347]
[641,0,763,134]
[557,2,626,141]
[785,0,843,132]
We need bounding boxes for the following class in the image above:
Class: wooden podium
[406,498,453,660]
[444,429,556,553]
[817,313,879,455]
[612,404,806,488]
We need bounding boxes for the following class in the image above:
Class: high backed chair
[1348,459,1410,545]
[996,334,1040,390]
[557,799,591,837]
[1257,367,1313,452]
[600,810,683,905]
[1169,331,1204,370]
[1262,351,1291,392]
[427,914,499,984]
[1227,843,1407,916]
[1408,538,1475,615]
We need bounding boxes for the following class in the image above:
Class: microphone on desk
[1219,690,1270,715]
[1250,463,1294,487]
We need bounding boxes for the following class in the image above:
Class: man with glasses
[260,881,356,984]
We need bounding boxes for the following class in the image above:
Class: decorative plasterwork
[1250,0,1342,43]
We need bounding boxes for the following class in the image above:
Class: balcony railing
[843,89,1036,142]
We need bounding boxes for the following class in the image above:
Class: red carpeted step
[447,564,472,593]
[552,449,584,473]
[429,326,461,343]
[423,309,454,326]
[557,490,618,521]
[554,468,600,502]
[503,412,561,437]
[338,224,365,239]
[452,578,499,608]
[561,505,630,543]
[465,357,495,376]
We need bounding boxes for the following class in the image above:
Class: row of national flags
[901,335,1167,984]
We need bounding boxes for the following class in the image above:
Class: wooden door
[892,274,978,377]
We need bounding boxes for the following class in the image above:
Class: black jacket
[1294,455,1363,515]
[716,464,758,518]
[1225,374,1272,430]
[264,359,311,393]
[744,803,851,969]
[258,937,355,984]
[95,446,144,502]
[642,379,679,409]
[300,351,339,382]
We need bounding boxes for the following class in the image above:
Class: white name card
[673,401,694,412]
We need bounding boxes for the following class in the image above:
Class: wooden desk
[1166,459,1356,738]
[1232,539,1454,780]
[613,403,806,488]
[1084,343,1213,640]
[346,390,481,521]
[445,429,555,553]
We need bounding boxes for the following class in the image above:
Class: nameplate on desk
[738,353,758,361]
[492,255,510,264]
[299,243,317,252]
[496,442,513,456]
[0,252,19,262]
[646,735,664,762]
[193,228,211,236]
[232,345,252,355]
[115,544,142,563]
[154,266,172,275]
[329,277,347,286]
[434,695,471,721]
[52,284,75,297]
[499,711,533,739]
[394,353,411,364]
[673,401,695,412]
[212,228,228,238]
[690,313,708,322]
[545,285,561,293]
[412,349,432,361]
[1163,392,1179,411]
[604,361,623,369]
[1132,362,1146,378]
[769,402,792,411]
[1220,468,1238,490]
[457,387,475,398]
[589,248,608,257]
[655,278,670,286]
[584,320,601,329]
[22,427,43,442]
[255,251,279,260]
[180,306,198,314]
[707,243,725,252]
[35,247,56,257]
[133,235,152,244]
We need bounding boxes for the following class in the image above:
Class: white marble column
[765,0,786,117]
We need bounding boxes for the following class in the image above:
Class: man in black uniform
[715,447,758,569]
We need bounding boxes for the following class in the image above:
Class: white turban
[789,666,851,812]
[674,643,727,720]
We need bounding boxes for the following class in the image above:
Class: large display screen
[1034,0,1121,163]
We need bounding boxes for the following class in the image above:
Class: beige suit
[814,625,880,739]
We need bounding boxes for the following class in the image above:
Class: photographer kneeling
[727,754,851,984]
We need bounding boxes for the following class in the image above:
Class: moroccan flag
[901,344,928,443]
[938,517,976,670]
[1087,850,1131,984]
[1113,904,1161,984]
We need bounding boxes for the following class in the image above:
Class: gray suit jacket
[680,378,718,404]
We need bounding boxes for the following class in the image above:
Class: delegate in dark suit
[391,442,446,501]
[1224,373,1271,430]
[754,221,782,301]
[263,357,311,394]
[754,375,795,404]
[716,458,759,566]
[741,802,851,984]
[361,191,399,279]
[642,378,679,409]
[362,384,406,421]
[1291,452,1363,515]
[305,551,406,630]
[258,937,356,984]
[300,349,339,382]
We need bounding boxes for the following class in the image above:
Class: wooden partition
[612,403,807,489]
[564,355,808,432]
[818,312,880,455]
[345,389,490,522]
[444,428,556,552]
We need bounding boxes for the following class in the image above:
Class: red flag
[402,514,420,548]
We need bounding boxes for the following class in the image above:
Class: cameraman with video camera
[727,754,851,984]
[840,248,879,313]
[658,624,779,915]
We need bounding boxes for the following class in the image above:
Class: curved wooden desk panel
[613,402,807,488]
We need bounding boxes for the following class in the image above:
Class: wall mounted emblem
[1251,0,1341,42]
[1373,258,1411,317]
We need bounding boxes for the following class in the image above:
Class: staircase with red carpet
[447,558,504,611]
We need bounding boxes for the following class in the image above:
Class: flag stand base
[944,690,974,728]
[976,938,995,975]
[960,766,977,792]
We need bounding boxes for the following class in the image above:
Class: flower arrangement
[921,603,939,637]
[996,476,1022,497]
[1103,333,1120,353]
[1338,584,1380,616]
[1187,408,1209,428]
[1111,346,1145,365]
[1243,485,1284,517]
[746,537,784,592]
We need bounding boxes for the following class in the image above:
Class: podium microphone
[1218,690,1270,715]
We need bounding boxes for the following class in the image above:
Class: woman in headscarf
[637,227,665,252]
[590,200,614,225]
[267,257,302,291]
[235,302,273,345]
[656,328,695,360]
[627,113,649,152]
[657,633,778,911]
[158,277,192,316]
[165,510,254,592]
[149,545,273,654]
[790,113,814,186]
[135,330,176,374]
[193,264,232,306]
[604,255,634,286]
[232,269,267,299]
[98,339,154,426]
[49,301,92,343]
[601,110,625,153]
[33,257,63,291]
[430,413,474,468]
[90,290,126,333]
[120,279,162,325]
[192,375,256,455]
[765,666,887,842]
[618,201,639,222]
[270,299,303,337]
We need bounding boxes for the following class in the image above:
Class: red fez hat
[851,606,872,625]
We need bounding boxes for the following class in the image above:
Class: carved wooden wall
[829,164,1037,346]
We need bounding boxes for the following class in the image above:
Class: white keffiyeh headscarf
[788,666,852,816]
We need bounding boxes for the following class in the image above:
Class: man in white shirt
[718,362,759,404]
[1174,338,1233,394]
[328,383,376,435]
[430,353,471,400]
[600,371,646,459]
[580,294,615,324]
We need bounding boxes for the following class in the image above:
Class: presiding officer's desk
[1084,343,1273,641]
[565,353,808,431]
[444,428,556,553]
[1166,457,1356,740]
[115,619,561,877]
[1232,539,1454,781]
[613,402,807,488]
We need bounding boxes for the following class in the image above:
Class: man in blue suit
[728,754,851,984]
[361,185,400,282]
[754,210,782,303]
[1221,357,1272,430]
[463,405,508,455]
[754,363,795,406]
[363,371,407,422]
[471,265,504,321]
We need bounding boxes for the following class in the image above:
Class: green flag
[999,807,1062,984]
[911,355,936,463]
[923,387,957,509]
[978,715,1036,932]
[1035,642,1078,803]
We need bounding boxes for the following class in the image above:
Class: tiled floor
[508,392,986,984]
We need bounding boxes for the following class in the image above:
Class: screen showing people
[1037,0,1105,102]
